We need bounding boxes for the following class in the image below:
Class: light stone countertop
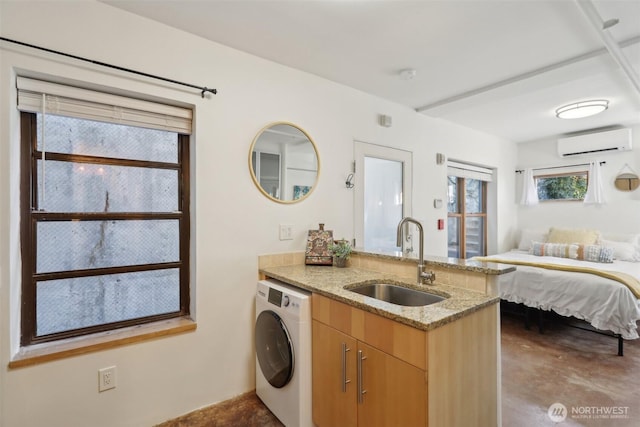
[259,264,499,332]
[352,248,516,275]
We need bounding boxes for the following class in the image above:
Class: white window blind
[17,77,192,134]
[447,160,494,182]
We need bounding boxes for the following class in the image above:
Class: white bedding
[483,250,640,340]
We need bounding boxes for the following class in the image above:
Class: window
[447,176,487,258]
[18,78,191,345]
[535,171,588,201]
[446,160,493,259]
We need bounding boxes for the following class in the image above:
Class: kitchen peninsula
[258,252,513,427]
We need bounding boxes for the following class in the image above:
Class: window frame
[534,170,589,202]
[447,176,487,259]
[20,112,191,346]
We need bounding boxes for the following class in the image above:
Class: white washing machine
[255,279,312,427]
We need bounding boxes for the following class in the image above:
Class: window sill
[8,316,196,369]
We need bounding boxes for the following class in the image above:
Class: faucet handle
[420,270,436,284]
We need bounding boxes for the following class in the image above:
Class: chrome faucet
[396,217,436,285]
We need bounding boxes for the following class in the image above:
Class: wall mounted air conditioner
[557,128,632,157]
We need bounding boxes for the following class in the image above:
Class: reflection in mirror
[249,122,319,203]
[614,172,640,192]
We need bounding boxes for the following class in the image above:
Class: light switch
[279,224,293,240]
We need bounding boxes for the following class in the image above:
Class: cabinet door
[358,342,427,427]
[312,320,358,427]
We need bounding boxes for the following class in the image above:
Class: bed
[474,229,640,355]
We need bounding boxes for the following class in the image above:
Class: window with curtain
[18,77,191,345]
[447,161,491,259]
[535,171,588,201]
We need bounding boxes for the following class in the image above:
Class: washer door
[255,310,295,388]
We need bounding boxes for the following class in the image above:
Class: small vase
[334,256,348,268]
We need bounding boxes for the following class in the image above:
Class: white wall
[516,125,640,240]
[0,2,517,426]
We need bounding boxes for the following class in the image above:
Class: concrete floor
[158,311,639,426]
[501,311,639,427]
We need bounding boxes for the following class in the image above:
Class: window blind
[447,160,494,182]
[17,77,192,134]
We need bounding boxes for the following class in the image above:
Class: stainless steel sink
[347,283,446,307]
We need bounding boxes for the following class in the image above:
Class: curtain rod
[0,37,217,98]
[515,161,606,173]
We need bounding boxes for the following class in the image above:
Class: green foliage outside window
[536,173,588,201]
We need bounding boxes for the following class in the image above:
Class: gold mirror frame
[248,122,320,204]
[614,172,640,192]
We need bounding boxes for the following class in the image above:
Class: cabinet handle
[341,342,351,392]
[357,350,367,404]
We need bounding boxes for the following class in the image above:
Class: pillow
[546,227,600,246]
[517,229,548,251]
[580,245,614,263]
[530,242,579,259]
[601,239,640,262]
[601,232,640,247]
[530,241,614,263]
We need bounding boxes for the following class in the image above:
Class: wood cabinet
[312,295,427,427]
[311,294,499,427]
[357,341,427,426]
[312,321,427,427]
[312,321,357,427]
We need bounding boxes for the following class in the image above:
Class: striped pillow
[531,241,614,263]
[531,242,579,259]
[581,245,614,263]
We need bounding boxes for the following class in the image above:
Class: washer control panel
[257,279,310,317]
[268,287,304,310]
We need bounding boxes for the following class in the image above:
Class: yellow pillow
[547,227,599,246]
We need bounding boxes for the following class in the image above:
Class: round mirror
[249,122,320,203]
[614,172,640,192]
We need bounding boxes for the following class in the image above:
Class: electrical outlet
[279,224,293,241]
[98,366,116,392]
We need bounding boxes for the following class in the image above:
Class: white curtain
[584,161,606,204]
[520,168,539,205]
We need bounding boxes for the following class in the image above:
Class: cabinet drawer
[312,294,426,370]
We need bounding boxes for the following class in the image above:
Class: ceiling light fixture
[555,100,609,119]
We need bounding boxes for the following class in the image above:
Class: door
[252,151,281,199]
[255,310,294,388]
[447,176,487,258]
[354,142,412,253]
[312,320,358,427]
[358,342,427,427]
[447,160,492,258]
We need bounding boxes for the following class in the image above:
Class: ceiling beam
[575,0,640,95]
[415,34,640,113]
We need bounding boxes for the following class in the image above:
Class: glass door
[447,176,487,258]
[354,142,412,253]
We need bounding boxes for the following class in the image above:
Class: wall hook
[345,173,354,189]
